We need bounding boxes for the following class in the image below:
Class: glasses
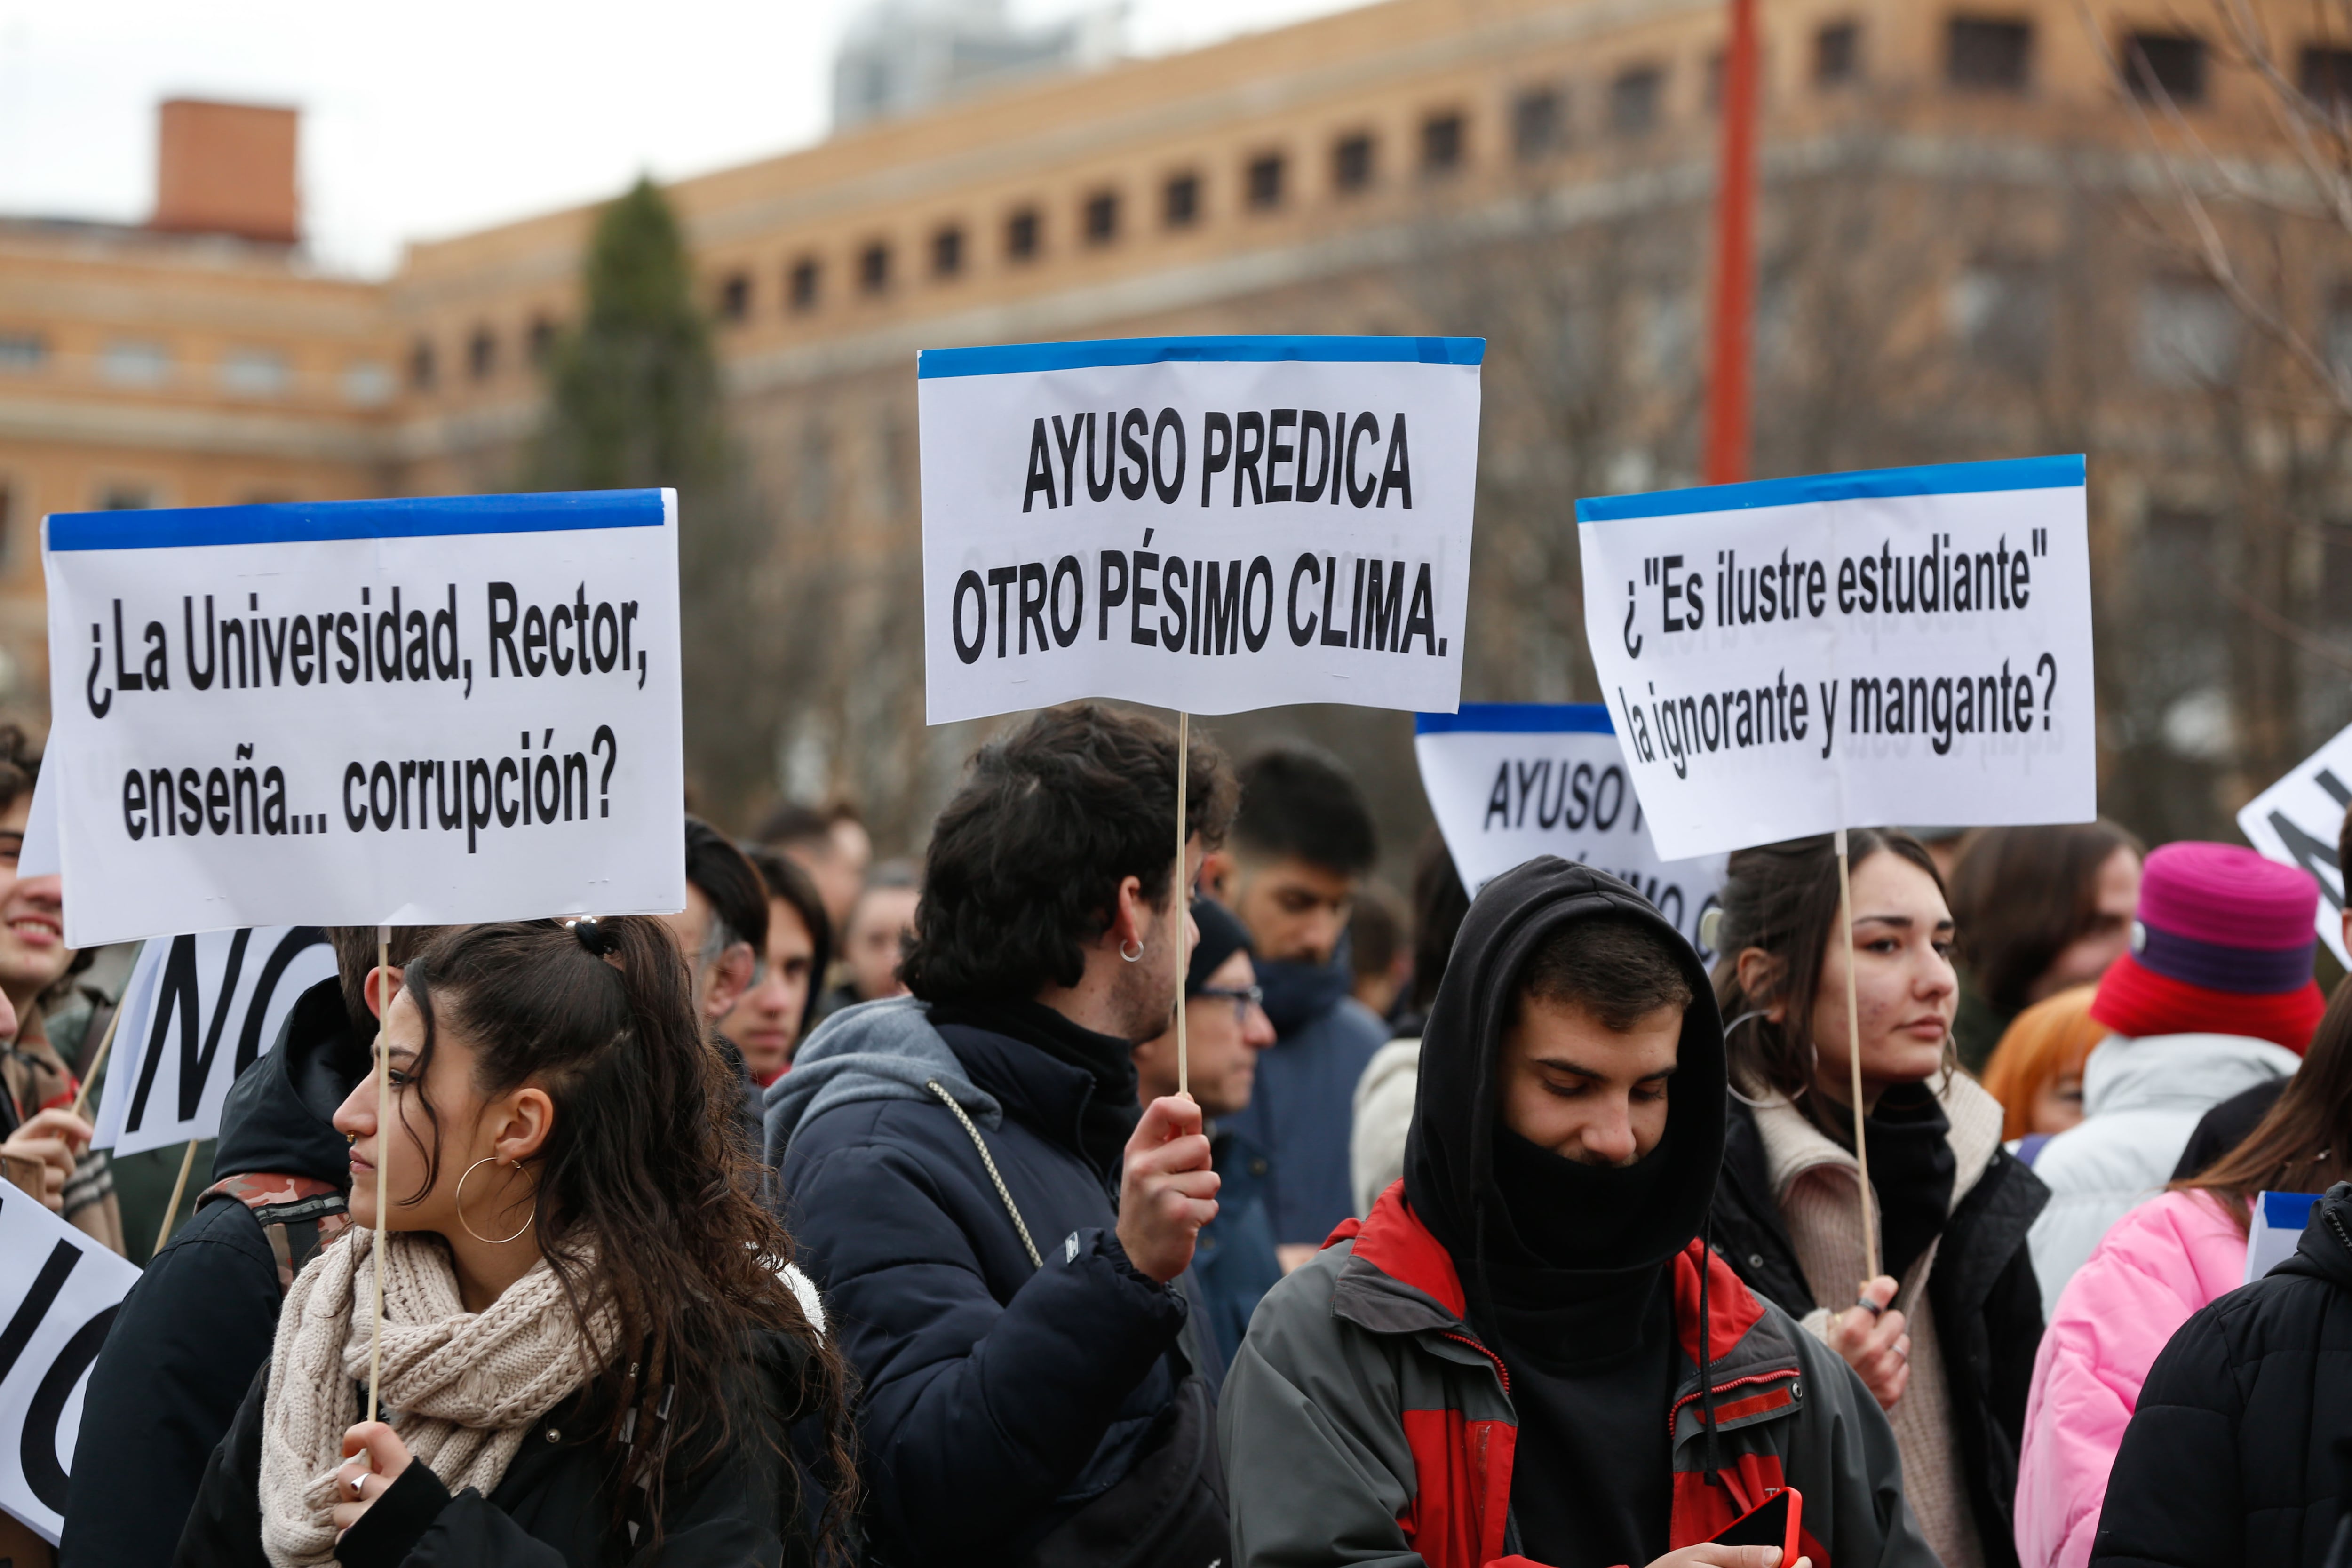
[1194,983,1264,1025]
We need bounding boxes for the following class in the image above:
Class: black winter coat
[62,976,365,1568]
[1710,1095,2048,1568]
[2091,1180,2352,1568]
[767,997,1194,1568]
[173,1329,832,1568]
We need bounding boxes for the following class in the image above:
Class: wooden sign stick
[367,923,390,1422]
[1834,827,1881,1282]
[1175,710,1190,1100]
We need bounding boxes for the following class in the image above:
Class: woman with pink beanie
[2013,842,2338,1568]
[2021,841,2322,1316]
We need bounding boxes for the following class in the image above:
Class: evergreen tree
[535,176,771,819]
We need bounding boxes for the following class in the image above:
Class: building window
[1246,151,1286,210]
[1082,190,1120,246]
[932,224,965,278]
[342,361,393,406]
[1948,17,2032,91]
[2137,276,2241,386]
[467,327,497,382]
[527,317,558,366]
[1948,262,2053,374]
[1163,171,1201,228]
[409,337,437,391]
[97,483,155,511]
[1006,207,1042,261]
[1421,111,1465,174]
[1816,21,1862,85]
[858,241,891,294]
[0,333,45,373]
[2122,32,2206,103]
[1513,87,1566,160]
[219,347,290,398]
[718,272,751,323]
[788,256,822,313]
[102,339,170,387]
[2302,46,2352,109]
[1333,132,1376,193]
[1609,66,1664,135]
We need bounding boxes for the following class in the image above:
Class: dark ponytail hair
[394,916,856,1556]
[1709,829,1948,1126]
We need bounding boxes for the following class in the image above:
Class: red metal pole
[1703,0,1760,486]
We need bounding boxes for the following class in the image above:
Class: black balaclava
[1401,857,1729,1568]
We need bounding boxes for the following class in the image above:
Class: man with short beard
[768,704,1234,1568]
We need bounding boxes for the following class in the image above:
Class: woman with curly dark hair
[175,915,857,1568]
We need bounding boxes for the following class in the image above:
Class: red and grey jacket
[1217,1181,1937,1568]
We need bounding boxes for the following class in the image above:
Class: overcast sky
[0,0,1367,277]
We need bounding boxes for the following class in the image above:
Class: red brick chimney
[150,99,299,245]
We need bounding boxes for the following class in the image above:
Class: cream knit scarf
[257,1229,619,1568]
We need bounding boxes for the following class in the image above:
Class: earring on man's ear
[1119,939,1144,963]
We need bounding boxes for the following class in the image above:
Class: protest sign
[0,1189,140,1544]
[1577,455,2096,861]
[91,926,335,1158]
[918,335,1483,724]
[2244,1189,2322,1284]
[1414,703,1726,955]
[2237,719,2352,970]
[42,490,686,947]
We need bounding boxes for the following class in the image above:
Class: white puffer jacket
[2024,1031,2300,1316]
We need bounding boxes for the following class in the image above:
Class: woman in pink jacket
[2013,972,2352,1568]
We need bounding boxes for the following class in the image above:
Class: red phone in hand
[1712,1486,1803,1561]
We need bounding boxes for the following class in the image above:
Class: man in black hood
[1218,858,1934,1568]
[59,926,437,1568]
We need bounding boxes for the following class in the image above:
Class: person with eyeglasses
[1133,898,1280,1368]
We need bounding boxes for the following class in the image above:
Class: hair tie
[572,916,622,956]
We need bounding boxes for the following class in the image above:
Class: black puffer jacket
[173,1329,836,1567]
[62,975,364,1568]
[1711,1093,2048,1567]
[766,996,1197,1567]
[2091,1179,2352,1567]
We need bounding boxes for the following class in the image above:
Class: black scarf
[1810,1082,1956,1282]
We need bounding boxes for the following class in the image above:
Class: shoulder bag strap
[925,1078,1042,1269]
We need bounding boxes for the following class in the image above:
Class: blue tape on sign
[917,334,1487,379]
[1415,703,1615,736]
[2262,1190,2322,1230]
[48,489,667,551]
[1574,454,2085,525]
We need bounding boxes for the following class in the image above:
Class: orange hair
[1979,984,2111,1141]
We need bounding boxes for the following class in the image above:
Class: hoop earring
[454,1155,537,1245]
[1119,939,1144,963]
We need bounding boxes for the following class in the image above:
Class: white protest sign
[42,490,686,946]
[919,336,1483,724]
[0,1188,140,1544]
[1414,703,1727,956]
[1577,456,2096,861]
[2237,720,2352,970]
[92,926,336,1157]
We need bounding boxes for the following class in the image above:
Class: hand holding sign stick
[1833,827,1879,1284]
[368,924,389,1427]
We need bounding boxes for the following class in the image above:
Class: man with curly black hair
[767,703,1238,1568]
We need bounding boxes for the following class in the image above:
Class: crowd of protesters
[3,707,2351,1568]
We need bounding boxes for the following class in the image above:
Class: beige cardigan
[1750,1070,2005,1568]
